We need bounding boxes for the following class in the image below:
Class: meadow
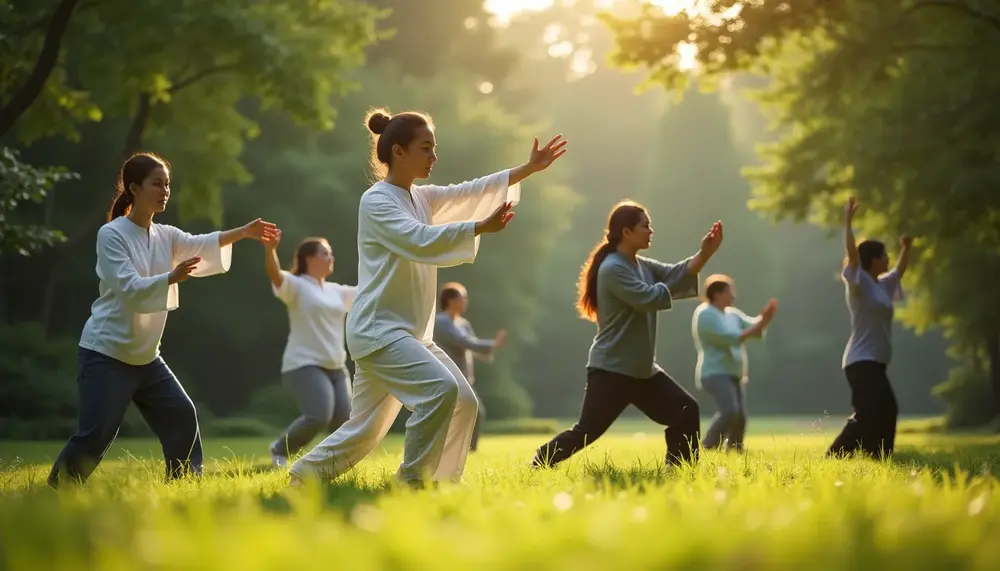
[1,416,999,570]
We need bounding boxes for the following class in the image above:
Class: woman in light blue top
[829,196,911,460]
[692,274,776,452]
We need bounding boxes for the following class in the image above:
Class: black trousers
[48,348,203,488]
[828,360,898,460]
[533,368,700,467]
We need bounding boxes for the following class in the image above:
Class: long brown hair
[291,237,330,275]
[576,201,648,322]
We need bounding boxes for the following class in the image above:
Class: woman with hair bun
[289,108,567,487]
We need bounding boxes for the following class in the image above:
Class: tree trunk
[38,93,153,334]
[0,0,81,138]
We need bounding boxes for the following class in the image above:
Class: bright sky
[483,0,699,71]
[484,0,690,24]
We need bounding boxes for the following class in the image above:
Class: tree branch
[6,0,101,38]
[0,0,81,138]
[906,0,1000,35]
[169,62,242,94]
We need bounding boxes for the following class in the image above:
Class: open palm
[528,135,568,172]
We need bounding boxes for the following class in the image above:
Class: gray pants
[701,374,747,451]
[271,366,352,457]
[470,384,485,451]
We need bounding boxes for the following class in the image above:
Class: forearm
[738,318,769,341]
[686,249,712,275]
[264,247,283,288]
[844,218,858,266]
[894,244,910,277]
[219,225,249,247]
[508,163,538,186]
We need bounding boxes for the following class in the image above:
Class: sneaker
[271,451,288,467]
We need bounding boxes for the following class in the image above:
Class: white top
[841,264,902,368]
[273,271,357,373]
[79,216,232,365]
[346,169,520,360]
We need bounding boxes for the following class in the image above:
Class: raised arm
[261,229,284,289]
[601,259,674,312]
[685,221,724,276]
[844,197,860,270]
[96,228,173,314]
[892,234,913,279]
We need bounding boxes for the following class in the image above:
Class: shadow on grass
[891,442,1000,479]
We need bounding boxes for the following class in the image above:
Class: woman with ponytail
[262,233,358,467]
[48,152,279,488]
[533,201,723,469]
[289,108,567,488]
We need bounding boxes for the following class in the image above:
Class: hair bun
[367,111,392,135]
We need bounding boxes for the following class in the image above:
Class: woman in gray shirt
[828,197,911,460]
[533,200,723,468]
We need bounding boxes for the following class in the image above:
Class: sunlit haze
[483,0,699,70]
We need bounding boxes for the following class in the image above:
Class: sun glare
[484,0,701,70]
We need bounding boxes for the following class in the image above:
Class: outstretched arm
[422,135,568,225]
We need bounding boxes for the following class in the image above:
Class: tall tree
[1,0,381,330]
[602,0,1000,420]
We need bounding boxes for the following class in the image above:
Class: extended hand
[476,202,515,235]
[900,234,913,248]
[845,196,859,220]
[243,218,279,242]
[262,228,282,250]
[169,257,201,285]
[494,329,507,348]
[699,220,724,255]
[527,135,568,172]
[761,298,778,320]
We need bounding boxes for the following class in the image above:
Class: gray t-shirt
[841,264,902,368]
[587,252,699,379]
[433,311,493,384]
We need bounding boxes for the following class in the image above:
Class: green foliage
[934,362,996,428]
[0,322,78,438]
[602,0,1000,419]
[0,147,75,255]
[3,0,382,227]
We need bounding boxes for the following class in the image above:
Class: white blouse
[273,271,357,373]
[346,169,520,360]
[79,215,232,365]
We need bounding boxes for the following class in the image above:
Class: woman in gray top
[828,196,912,460]
[533,200,722,468]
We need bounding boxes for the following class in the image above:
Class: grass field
[1,416,999,570]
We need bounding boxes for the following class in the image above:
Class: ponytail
[576,200,649,322]
[107,184,133,222]
[576,239,618,322]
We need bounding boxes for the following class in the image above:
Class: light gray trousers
[271,366,352,457]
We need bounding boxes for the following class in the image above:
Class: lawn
[1,416,999,570]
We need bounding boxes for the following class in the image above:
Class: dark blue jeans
[48,348,203,488]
